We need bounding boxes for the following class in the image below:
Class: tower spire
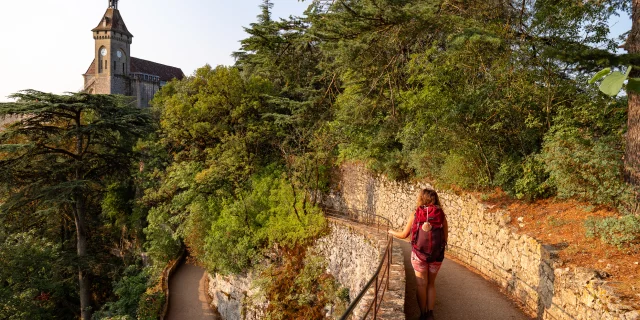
[109,0,118,9]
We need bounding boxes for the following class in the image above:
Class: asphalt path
[399,240,533,320]
[166,262,218,320]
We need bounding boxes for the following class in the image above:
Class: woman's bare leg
[415,270,429,314]
[427,269,439,311]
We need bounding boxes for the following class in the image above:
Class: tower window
[123,63,125,73]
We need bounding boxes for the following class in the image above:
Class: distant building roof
[85,59,96,75]
[92,8,133,38]
[130,57,184,82]
[83,57,184,82]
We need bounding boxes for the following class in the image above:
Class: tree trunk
[75,197,92,320]
[625,0,640,186]
[74,111,92,320]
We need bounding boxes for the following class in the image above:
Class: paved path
[399,240,533,320]
[166,262,218,320]
[167,242,532,320]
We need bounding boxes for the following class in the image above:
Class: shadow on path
[398,240,533,320]
[166,262,218,320]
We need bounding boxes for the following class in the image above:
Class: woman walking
[389,189,448,320]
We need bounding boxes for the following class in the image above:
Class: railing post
[388,237,391,289]
[374,274,378,319]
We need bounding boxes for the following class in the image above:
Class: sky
[0,1,632,102]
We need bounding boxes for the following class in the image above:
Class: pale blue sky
[0,1,632,102]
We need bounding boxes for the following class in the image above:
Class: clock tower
[90,0,133,95]
[83,0,184,107]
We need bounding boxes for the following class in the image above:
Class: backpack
[411,205,446,263]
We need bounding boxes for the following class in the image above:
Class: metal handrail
[323,207,392,235]
[322,207,393,320]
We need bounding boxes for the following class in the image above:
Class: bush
[513,156,554,201]
[0,232,74,320]
[93,266,150,319]
[144,205,182,267]
[585,215,640,250]
[136,291,165,320]
[203,169,327,275]
[439,152,490,189]
[541,127,633,207]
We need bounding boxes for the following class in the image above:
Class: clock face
[117,50,122,58]
[100,48,107,56]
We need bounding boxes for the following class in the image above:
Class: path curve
[166,262,218,320]
[399,240,533,320]
[166,241,532,320]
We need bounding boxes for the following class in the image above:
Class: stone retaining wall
[207,271,266,320]
[206,216,406,320]
[310,217,405,319]
[322,163,639,320]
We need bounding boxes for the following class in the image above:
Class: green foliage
[0,91,151,218]
[541,127,633,206]
[144,64,329,276]
[590,66,640,97]
[93,266,150,319]
[203,169,327,275]
[135,290,165,320]
[0,91,153,318]
[336,287,350,304]
[303,0,635,211]
[513,156,554,201]
[0,231,75,320]
[597,67,632,97]
[439,153,488,189]
[144,204,183,267]
[589,68,612,84]
[585,215,640,250]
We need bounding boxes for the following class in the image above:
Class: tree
[624,1,640,185]
[0,231,74,320]
[0,91,152,320]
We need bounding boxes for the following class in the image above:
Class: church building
[83,0,184,108]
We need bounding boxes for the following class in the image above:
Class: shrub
[585,215,640,250]
[541,127,633,207]
[439,152,490,189]
[93,266,150,319]
[513,156,554,201]
[203,169,327,275]
[136,290,165,320]
[0,232,74,320]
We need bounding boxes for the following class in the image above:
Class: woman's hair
[416,188,441,208]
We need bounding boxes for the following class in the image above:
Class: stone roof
[92,8,133,38]
[130,57,184,82]
[83,57,184,82]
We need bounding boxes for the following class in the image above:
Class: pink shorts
[411,251,442,274]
